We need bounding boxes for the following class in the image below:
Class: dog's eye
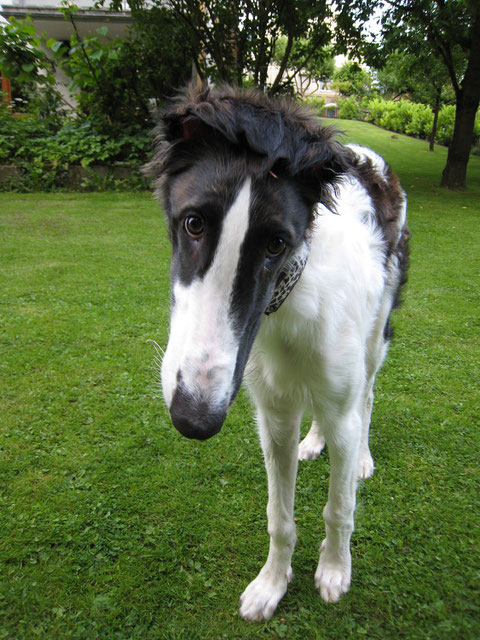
[266,237,286,258]
[184,215,205,239]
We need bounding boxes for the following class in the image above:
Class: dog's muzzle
[169,383,227,440]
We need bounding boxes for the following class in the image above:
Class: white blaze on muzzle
[162,178,252,411]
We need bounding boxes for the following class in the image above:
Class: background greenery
[0,113,151,192]
[1,121,479,638]
[338,97,480,149]
[2,1,479,189]
[1,97,478,193]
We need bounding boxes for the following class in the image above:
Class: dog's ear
[146,113,208,181]
[235,104,285,157]
[162,112,205,144]
[267,133,353,209]
[294,138,354,209]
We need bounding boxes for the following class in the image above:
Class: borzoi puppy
[147,85,409,621]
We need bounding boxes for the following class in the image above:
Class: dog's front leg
[239,405,301,622]
[315,411,362,603]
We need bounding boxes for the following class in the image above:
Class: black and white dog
[147,85,409,621]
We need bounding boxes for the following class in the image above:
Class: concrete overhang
[0,6,133,39]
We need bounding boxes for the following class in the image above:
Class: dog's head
[147,84,352,440]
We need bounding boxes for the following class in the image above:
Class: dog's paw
[357,453,374,479]
[298,432,325,461]
[239,567,292,622]
[315,546,351,603]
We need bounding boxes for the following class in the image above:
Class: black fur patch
[145,83,355,213]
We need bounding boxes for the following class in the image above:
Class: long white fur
[163,146,406,621]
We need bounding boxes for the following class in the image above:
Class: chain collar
[264,239,311,315]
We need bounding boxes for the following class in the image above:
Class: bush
[0,112,151,191]
[338,96,363,120]
[0,113,60,163]
[49,6,196,132]
[303,95,326,115]
[379,100,415,134]
[435,105,456,146]
[363,97,480,147]
[405,103,434,139]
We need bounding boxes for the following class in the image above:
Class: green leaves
[363,97,480,147]
[48,38,66,55]
[0,17,54,85]
[0,112,151,190]
[21,63,35,74]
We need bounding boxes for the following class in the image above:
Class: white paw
[315,546,351,603]
[298,433,326,461]
[357,453,375,479]
[239,567,292,622]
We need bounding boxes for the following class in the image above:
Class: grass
[0,122,479,639]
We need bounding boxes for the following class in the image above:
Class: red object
[1,74,12,108]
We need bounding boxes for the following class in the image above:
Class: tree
[336,0,480,189]
[0,16,54,86]
[0,16,64,116]
[273,37,335,94]
[376,50,456,151]
[332,61,373,98]
[50,5,195,130]
[102,0,334,93]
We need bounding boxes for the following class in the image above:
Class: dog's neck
[264,239,310,315]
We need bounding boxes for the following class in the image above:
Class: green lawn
[0,123,479,639]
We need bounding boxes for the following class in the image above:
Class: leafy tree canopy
[100,0,335,92]
[0,16,54,85]
[50,5,195,130]
[335,0,480,187]
[332,61,373,98]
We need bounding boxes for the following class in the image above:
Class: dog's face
[149,86,350,440]
[161,153,312,440]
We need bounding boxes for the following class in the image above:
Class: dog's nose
[169,384,226,440]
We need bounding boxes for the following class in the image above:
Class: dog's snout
[169,384,226,441]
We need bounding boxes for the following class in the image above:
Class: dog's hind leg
[358,382,375,479]
[298,419,326,461]
[239,402,302,622]
[358,307,391,479]
[315,410,361,603]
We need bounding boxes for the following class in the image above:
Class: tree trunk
[270,30,293,94]
[429,91,441,152]
[440,6,480,189]
[441,97,480,189]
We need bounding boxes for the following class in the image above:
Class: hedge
[340,96,480,148]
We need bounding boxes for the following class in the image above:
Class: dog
[147,84,409,621]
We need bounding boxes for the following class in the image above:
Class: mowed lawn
[0,122,479,639]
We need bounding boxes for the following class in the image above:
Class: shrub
[338,96,363,120]
[363,97,479,147]
[0,113,60,163]
[49,6,196,132]
[380,100,415,134]
[303,95,326,115]
[404,103,434,139]
[0,112,151,191]
[435,105,456,146]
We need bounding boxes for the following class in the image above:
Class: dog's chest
[246,316,327,398]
